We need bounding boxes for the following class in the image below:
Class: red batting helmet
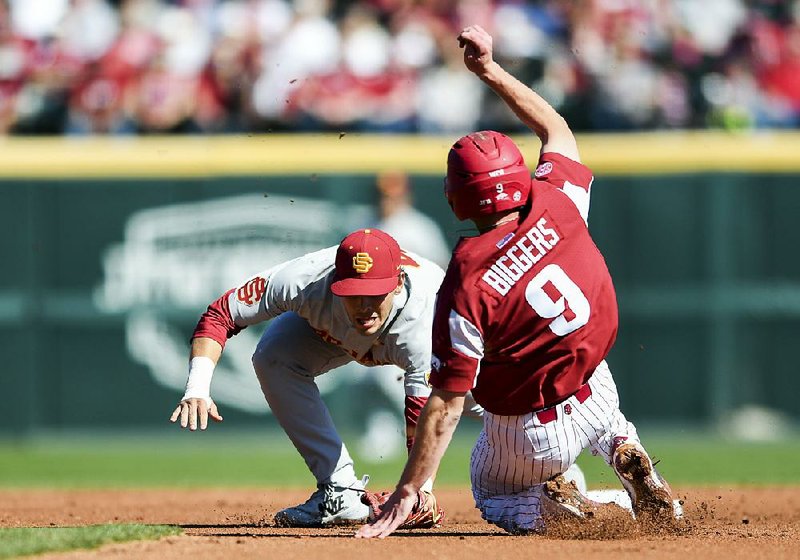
[445,130,532,221]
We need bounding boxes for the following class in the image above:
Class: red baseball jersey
[429,152,618,415]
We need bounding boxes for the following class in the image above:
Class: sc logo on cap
[353,252,373,274]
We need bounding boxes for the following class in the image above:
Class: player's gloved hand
[458,24,494,76]
[361,489,445,530]
[355,485,418,539]
[169,397,223,431]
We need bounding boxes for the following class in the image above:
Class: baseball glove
[361,489,445,529]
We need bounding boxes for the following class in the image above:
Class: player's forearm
[404,394,437,491]
[190,336,223,363]
[395,390,464,493]
[478,61,579,160]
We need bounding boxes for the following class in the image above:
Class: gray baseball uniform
[191,245,445,487]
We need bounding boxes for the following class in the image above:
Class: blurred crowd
[1,0,799,135]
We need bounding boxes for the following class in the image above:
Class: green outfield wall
[1,132,799,437]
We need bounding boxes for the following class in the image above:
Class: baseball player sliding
[170,228,468,528]
[357,25,678,538]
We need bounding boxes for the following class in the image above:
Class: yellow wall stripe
[0,131,798,178]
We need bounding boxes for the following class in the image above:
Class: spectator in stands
[0,0,35,133]
[2,0,800,135]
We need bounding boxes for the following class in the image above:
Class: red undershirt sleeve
[404,395,428,453]
[191,289,245,349]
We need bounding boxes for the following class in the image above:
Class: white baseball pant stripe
[470,360,640,532]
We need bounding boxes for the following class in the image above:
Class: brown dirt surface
[1,486,798,559]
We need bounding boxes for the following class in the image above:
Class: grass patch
[575,436,800,487]
[0,436,316,488]
[0,524,181,559]
[0,430,799,489]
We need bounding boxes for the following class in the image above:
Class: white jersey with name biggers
[430,152,641,533]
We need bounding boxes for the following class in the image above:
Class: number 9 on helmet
[445,130,532,221]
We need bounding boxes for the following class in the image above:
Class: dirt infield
[1,486,798,559]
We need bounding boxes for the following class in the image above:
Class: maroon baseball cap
[331,229,402,297]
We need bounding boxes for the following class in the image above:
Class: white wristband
[421,477,434,493]
[182,356,215,407]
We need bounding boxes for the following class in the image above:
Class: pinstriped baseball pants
[470,360,639,533]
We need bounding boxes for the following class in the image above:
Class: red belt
[535,383,592,424]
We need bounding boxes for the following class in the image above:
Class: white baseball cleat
[612,441,677,521]
[542,474,627,520]
[586,489,684,520]
[561,462,588,494]
[274,476,370,527]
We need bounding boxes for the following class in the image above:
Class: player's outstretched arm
[458,24,580,162]
[355,389,465,539]
[169,337,224,431]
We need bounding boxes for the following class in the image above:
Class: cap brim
[331,276,399,297]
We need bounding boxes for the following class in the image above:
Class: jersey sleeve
[190,257,307,348]
[534,152,595,224]
[428,282,485,394]
[192,288,244,348]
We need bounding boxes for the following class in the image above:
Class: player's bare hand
[457,25,494,75]
[354,485,417,539]
[169,398,223,431]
